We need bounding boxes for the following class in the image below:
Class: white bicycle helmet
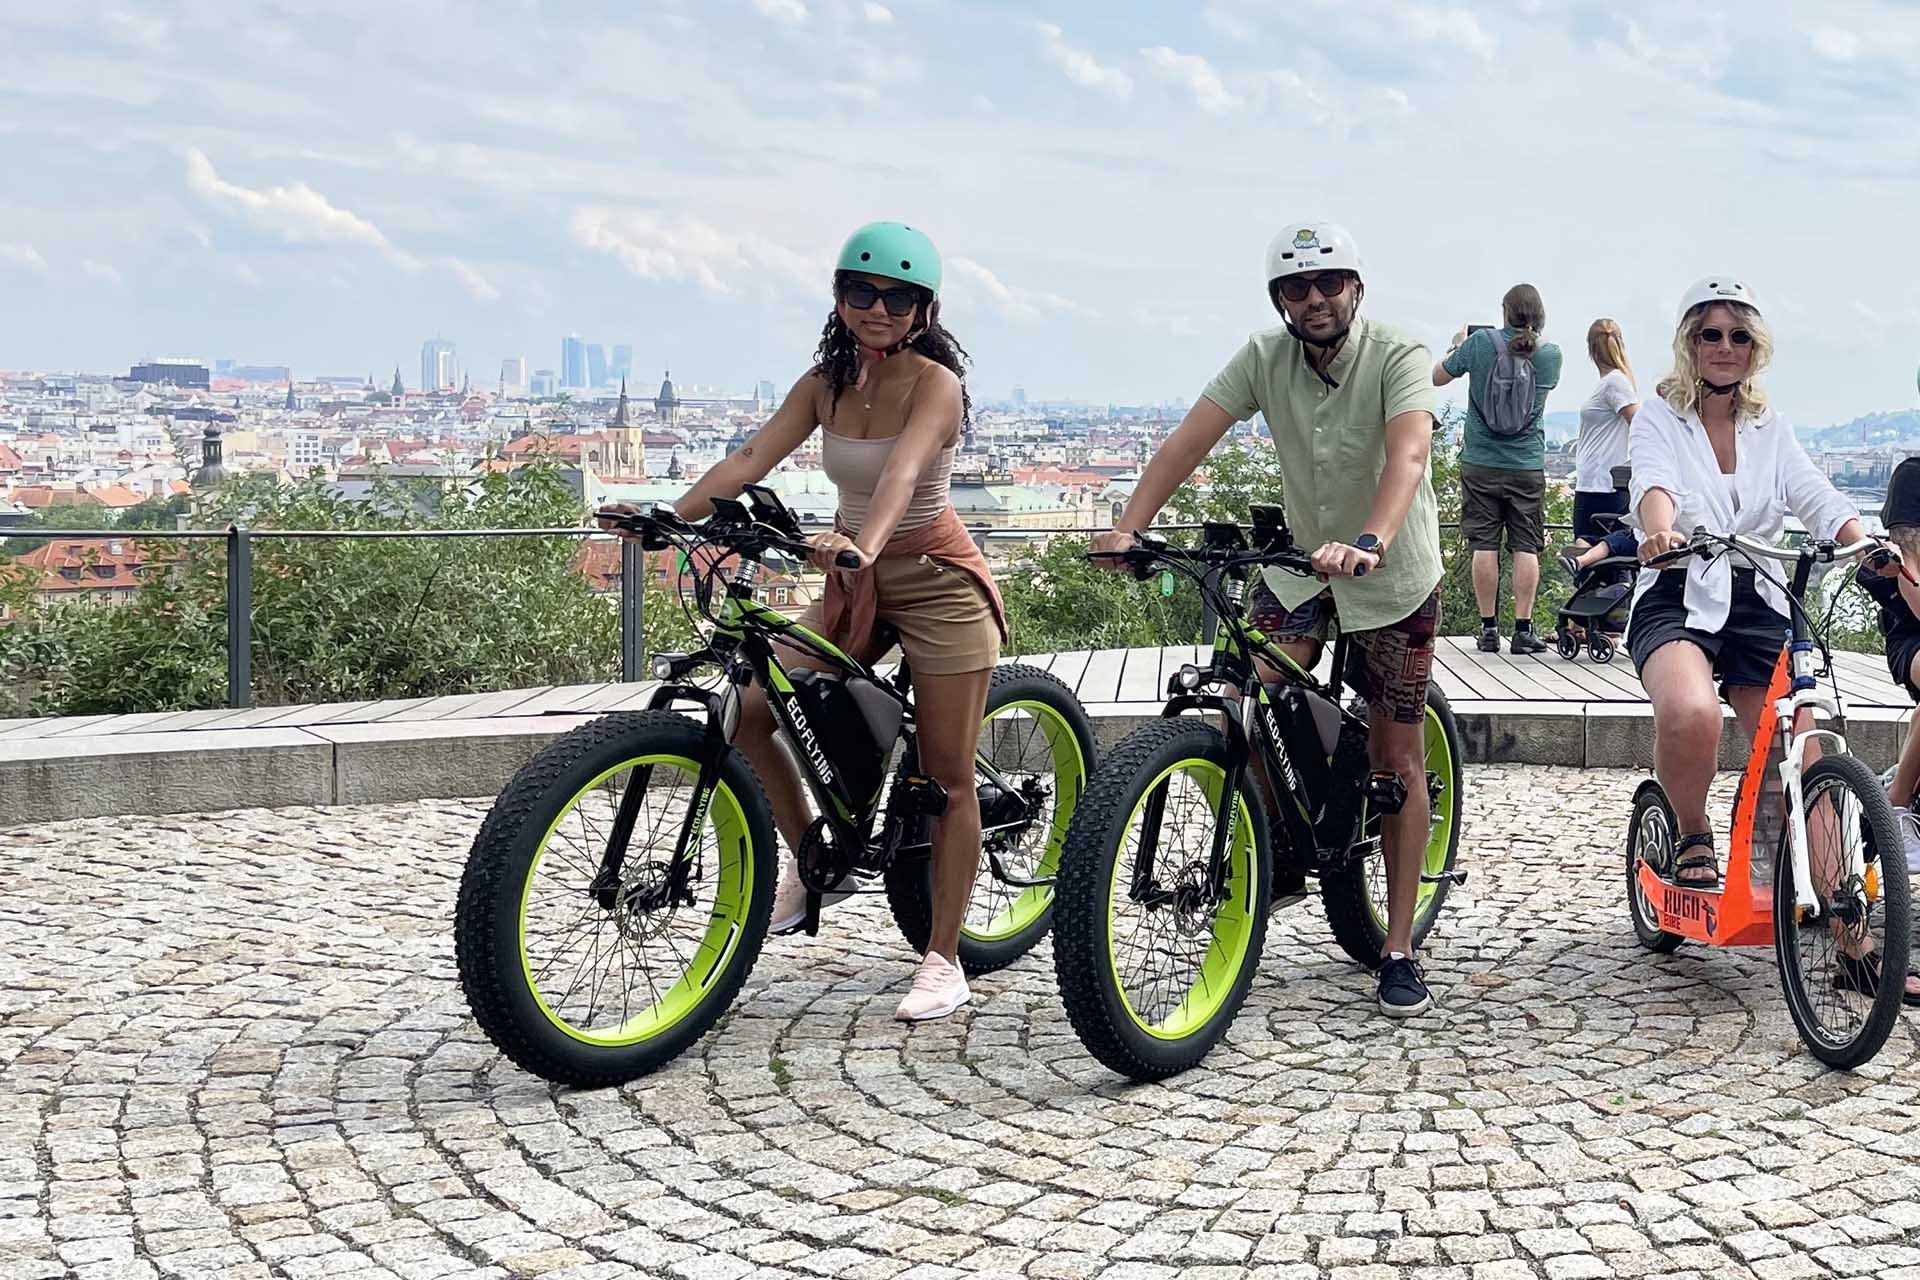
[1265,221,1363,288]
[1676,275,1758,325]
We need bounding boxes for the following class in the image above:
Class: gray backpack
[1474,329,1537,437]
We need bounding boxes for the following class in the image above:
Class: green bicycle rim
[1106,759,1258,1040]
[1364,704,1457,930]
[965,698,1088,942]
[517,754,755,1047]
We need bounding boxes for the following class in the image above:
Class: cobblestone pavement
[5,765,1920,1280]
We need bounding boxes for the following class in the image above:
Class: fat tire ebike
[1053,509,1465,1081]
[455,486,1095,1087]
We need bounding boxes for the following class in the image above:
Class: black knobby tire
[1053,718,1271,1081]
[1625,785,1685,953]
[1320,686,1465,969]
[1773,753,1912,1070]
[455,711,776,1088]
[885,663,1097,976]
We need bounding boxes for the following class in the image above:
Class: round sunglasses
[838,279,923,317]
[1274,271,1352,303]
[1695,326,1753,348]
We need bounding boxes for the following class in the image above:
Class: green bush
[1,464,696,716]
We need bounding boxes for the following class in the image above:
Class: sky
[3,1,1920,426]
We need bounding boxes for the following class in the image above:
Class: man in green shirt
[1091,221,1444,1018]
[1433,285,1563,654]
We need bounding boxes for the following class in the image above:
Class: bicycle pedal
[1362,771,1408,815]
[1421,870,1468,886]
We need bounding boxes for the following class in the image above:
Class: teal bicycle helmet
[836,222,942,295]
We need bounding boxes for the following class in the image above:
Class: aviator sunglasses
[838,279,923,317]
[1695,326,1753,348]
[1275,271,1352,303]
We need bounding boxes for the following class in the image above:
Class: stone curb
[10,700,1912,824]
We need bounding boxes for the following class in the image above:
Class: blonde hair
[1892,526,1920,565]
[1657,301,1772,420]
[1502,283,1545,359]
[1586,318,1633,384]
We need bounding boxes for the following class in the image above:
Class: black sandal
[1833,951,1920,1008]
[1672,833,1720,888]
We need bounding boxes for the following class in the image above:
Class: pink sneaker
[769,861,853,934]
[894,951,970,1022]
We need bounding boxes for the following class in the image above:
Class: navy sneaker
[1377,953,1432,1017]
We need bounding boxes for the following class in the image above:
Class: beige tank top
[822,430,956,537]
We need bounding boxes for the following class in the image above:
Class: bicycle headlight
[651,655,674,680]
[1178,664,1202,689]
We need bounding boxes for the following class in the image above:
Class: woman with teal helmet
[614,220,1004,1022]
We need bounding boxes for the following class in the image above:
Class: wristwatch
[1354,532,1384,561]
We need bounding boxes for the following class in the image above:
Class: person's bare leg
[910,666,994,962]
[1512,552,1540,621]
[1891,659,1920,808]
[1641,642,1722,857]
[1471,550,1499,619]
[731,685,811,850]
[1372,708,1428,958]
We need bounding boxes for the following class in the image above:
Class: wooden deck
[6,638,1913,744]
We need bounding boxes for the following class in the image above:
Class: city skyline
[3,4,1920,424]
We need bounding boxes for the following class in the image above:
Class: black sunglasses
[838,279,923,317]
[1275,272,1351,303]
[1695,326,1753,348]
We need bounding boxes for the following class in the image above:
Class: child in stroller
[1551,516,1637,662]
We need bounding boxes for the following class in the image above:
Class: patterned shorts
[1246,578,1443,724]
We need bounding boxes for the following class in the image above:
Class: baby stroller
[1553,517,1637,663]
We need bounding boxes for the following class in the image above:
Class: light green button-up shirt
[1201,316,1443,633]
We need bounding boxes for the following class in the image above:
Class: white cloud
[444,258,499,301]
[1811,27,1861,61]
[863,2,893,23]
[0,243,48,274]
[1036,22,1134,98]
[752,0,807,23]
[1142,47,1240,114]
[571,207,818,294]
[183,147,419,268]
[80,258,123,285]
[948,256,1102,323]
[1400,5,1495,62]
[827,81,881,102]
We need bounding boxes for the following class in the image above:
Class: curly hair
[1657,301,1773,420]
[812,271,973,427]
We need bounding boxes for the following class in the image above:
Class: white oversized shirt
[1627,396,1857,632]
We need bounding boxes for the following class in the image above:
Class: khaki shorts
[1461,462,1545,554]
[793,554,1000,676]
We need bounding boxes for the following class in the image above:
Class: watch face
[1356,535,1380,551]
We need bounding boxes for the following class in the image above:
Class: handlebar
[1645,525,1904,576]
[597,504,864,570]
[1087,530,1319,580]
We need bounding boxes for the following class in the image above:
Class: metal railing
[9,518,1576,709]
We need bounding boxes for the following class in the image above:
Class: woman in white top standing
[1629,277,1905,896]
[1571,319,1639,545]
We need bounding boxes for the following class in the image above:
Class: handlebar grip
[833,550,864,570]
[1352,562,1367,578]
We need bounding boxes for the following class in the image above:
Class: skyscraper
[530,369,557,397]
[561,335,587,390]
[420,339,457,393]
[587,343,608,389]
[499,356,527,392]
[611,344,634,385]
